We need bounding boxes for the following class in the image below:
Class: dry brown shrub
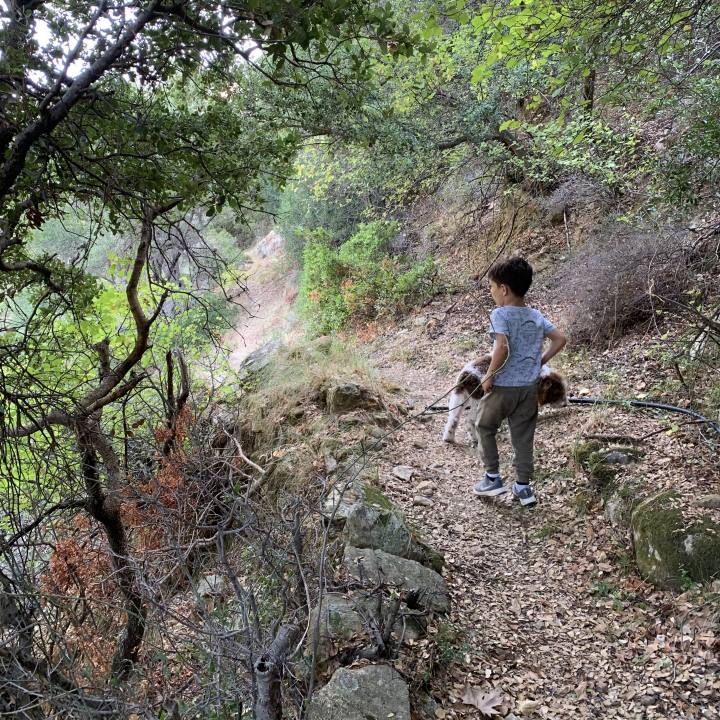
[552,223,694,345]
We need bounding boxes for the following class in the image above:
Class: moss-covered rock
[572,440,642,494]
[631,491,720,589]
[306,592,427,673]
[605,480,642,527]
[345,499,444,572]
[344,546,450,614]
[325,382,382,413]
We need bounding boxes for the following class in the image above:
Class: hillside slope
[364,288,719,718]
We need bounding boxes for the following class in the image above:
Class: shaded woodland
[1,1,719,718]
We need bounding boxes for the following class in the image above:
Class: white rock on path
[392,465,414,481]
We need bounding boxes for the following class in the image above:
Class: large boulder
[325,382,382,413]
[307,665,410,720]
[631,491,720,590]
[344,546,450,614]
[345,502,443,572]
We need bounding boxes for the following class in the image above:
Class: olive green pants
[474,384,538,484]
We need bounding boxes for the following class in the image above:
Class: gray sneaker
[512,483,537,507]
[473,475,507,497]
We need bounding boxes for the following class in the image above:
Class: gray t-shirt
[488,306,556,387]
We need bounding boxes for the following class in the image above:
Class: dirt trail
[226,230,300,368]
[367,298,719,719]
[223,235,718,716]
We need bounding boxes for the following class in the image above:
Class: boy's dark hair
[488,257,533,296]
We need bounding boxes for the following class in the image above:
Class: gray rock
[373,412,396,427]
[306,594,366,670]
[307,665,410,720]
[344,546,450,614]
[346,503,424,561]
[392,465,414,481]
[367,425,386,439]
[695,494,720,510]
[412,439,428,449]
[414,480,436,495]
[235,339,281,377]
[323,450,338,474]
[322,481,367,525]
[307,593,427,670]
[604,450,633,465]
[344,502,443,572]
[604,481,640,528]
[326,383,381,413]
[195,574,225,597]
[414,315,428,327]
[414,692,439,720]
[413,495,434,507]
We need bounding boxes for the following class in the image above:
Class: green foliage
[297,221,436,333]
[434,622,472,667]
[511,116,645,189]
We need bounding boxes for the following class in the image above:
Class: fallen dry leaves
[461,686,505,716]
[364,291,720,719]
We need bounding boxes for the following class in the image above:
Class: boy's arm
[482,333,509,393]
[542,328,567,366]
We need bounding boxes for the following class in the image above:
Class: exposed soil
[226,230,300,368]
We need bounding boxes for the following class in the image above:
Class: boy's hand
[481,376,493,394]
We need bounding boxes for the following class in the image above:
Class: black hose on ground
[569,396,720,435]
[424,396,720,436]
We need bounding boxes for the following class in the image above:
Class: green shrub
[297,221,436,333]
[297,229,351,333]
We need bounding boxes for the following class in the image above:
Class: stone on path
[392,465,414,481]
[695,494,720,510]
[344,546,450,613]
[413,495,434,507]
[414,480,436,495]
[307,665,410,720]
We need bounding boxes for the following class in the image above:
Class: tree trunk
[582,68,596,112]
[78,421,147,681]
[253,625,299,720]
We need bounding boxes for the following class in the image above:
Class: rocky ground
[226,230,300,368]
[364,289,720,719]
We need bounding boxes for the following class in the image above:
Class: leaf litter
[364,290,720,719]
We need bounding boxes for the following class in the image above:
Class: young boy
[473,257,566,506]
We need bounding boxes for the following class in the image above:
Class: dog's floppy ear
[537,371,567,406]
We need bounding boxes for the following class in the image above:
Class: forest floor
[365,286,720,719]
[231,229,719,718]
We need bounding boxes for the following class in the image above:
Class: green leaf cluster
[297,221,435,333]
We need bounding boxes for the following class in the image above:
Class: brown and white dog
[442,355,568,444]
